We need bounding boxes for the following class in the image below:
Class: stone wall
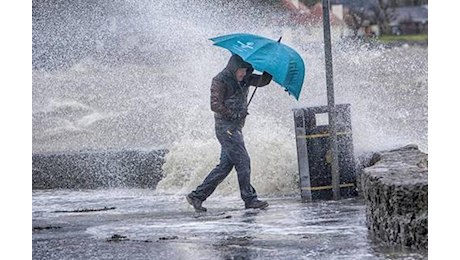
[360,145,428,249]
[32,149,168,189]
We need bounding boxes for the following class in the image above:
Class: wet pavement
[32,189,427,260]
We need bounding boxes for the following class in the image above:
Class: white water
[32,0,427,196]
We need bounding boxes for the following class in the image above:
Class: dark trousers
[190,119,257,204]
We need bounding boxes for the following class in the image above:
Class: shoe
[245,199,269,209]
[186,194,207,212]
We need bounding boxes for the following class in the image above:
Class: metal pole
[322,0,340,200]
[294,109,312,202]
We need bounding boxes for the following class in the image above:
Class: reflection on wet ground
[33,189,427,260]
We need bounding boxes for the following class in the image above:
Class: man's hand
[261,71,272,83]
[251,72,272,87]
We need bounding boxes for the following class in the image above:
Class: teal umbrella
[210,33,305,100]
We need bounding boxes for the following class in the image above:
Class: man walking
[186,54,272,212]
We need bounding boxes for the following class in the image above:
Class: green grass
[378,34,428,42]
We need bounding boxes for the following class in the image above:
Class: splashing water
[33,0,427,196]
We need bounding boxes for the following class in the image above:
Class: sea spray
[156,115,299,197]
[33,0,427,195]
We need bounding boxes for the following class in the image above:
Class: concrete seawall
[360,145,428,249]
[32,149,168,189]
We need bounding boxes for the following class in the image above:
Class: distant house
[282,0,346,26]
[282,1,427,37]
[389,5,428,35]
[330,0,377,9]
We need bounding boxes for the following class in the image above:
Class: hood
[222,54,254,80]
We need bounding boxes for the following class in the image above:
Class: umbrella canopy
[210,33,305,100]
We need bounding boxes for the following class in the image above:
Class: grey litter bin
[293,104,357,201]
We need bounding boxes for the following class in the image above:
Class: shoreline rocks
[360,145,428,249]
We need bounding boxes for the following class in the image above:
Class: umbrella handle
[247,73,264,108]
[247,87,258,108]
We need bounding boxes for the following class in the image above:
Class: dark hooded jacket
[210,54,272,124]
